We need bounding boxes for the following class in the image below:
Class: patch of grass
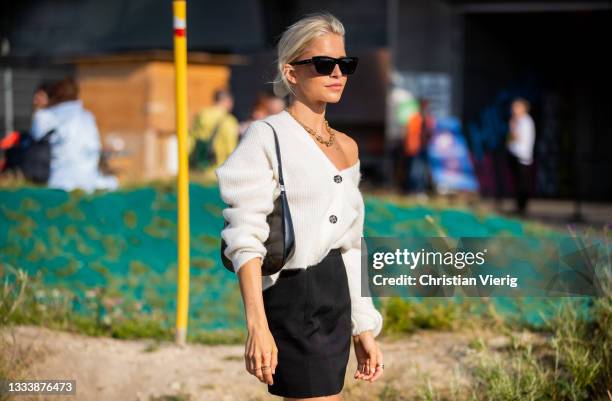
[467,226,611,401]
[378,383,405,401]
[0,263,171,341]
[381,297,490,336]
[187,328,246,345]
[381,295,514,338]
[110,317,173,340]
[416,370,470,401]
[471,338,553,401]
[0,172,34,188]
[0,268,48,395]
[0,326,46,399]
[142,340,162,353]
[0,263,246,346]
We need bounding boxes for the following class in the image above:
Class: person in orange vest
[403,98,435,194]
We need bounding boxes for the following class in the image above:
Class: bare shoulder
[334,130,359,165]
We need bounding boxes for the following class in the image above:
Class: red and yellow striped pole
[173,0,190,346]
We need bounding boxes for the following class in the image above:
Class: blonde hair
[270,12,345,99]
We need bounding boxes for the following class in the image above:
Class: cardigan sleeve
[215,121,276,274]
[343,173,384,338]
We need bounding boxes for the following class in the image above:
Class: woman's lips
[326,84,343,90]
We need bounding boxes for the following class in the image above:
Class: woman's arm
[340,134,384,338]
[345,184,385,383]
[237,256,267,329]
[341,134,384,383]
[215,121,278,385]
[343,202,384,338]
[30,109,57,140]
[215,121,276,273]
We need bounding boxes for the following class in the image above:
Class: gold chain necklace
[285,108,336,147]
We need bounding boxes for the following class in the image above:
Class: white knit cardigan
[215,109,383,337]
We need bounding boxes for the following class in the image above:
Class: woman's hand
[236,257,277,385]
[352,330,384,382]
[245,322,278,385]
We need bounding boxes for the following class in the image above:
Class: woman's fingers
[250,351,264,381]
[369,348,384,382]
[364,352,377,380]
[245,350,254,375]
[271,345,278,375]
[354,361,365,379]
[245,338,255,374]
[262,350,273,384]
[355,344,384,382]
[244,326,278,384]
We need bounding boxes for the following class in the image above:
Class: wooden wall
[78,60,230,183]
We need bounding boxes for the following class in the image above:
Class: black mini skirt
[263,247,352,398]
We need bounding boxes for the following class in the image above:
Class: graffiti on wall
[465,81,540,197]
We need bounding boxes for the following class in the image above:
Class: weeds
[467,225,611,401]
[0,262,244,346]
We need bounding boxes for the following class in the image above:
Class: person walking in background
[188,88,239,183]
[29,77,119,193]
[239,91,287,139]
[0,82,55,176]
[506,97,536,215]
[263,91,287,115]
[238,92,270,139]
[403,98,435,196]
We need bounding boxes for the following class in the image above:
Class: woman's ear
[283,64,298,86]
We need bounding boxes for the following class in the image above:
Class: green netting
[0,185,589,331]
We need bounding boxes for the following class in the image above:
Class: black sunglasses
[289,56,359,75]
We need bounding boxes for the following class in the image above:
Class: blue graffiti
[467,81,538,161]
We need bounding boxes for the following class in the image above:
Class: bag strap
[203,115,229,163]
[261,121,285,191]
[40,128,56,142]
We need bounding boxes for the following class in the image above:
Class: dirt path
[2,325,511,401]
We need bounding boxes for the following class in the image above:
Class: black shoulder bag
[220,121,296,275]
[21,128,56,184]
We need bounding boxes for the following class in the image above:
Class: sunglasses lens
[313,57,336,75]
[311,57,358,75]
[339,58,358,75]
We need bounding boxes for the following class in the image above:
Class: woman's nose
[330,63,342,77]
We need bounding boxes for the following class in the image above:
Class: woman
[216,12,384,400]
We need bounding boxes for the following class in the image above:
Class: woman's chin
[321,94,343,104]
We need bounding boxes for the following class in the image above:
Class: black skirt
[263,247,352,398]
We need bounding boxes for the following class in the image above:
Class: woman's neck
[286,98,327,133]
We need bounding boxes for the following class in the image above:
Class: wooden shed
[74,51,248,183]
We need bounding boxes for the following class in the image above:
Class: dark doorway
[462,10,612,202]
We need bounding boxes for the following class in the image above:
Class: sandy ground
[1,324,527,401]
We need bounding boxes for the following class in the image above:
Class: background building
[1,0,611,200]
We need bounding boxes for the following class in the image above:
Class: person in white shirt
[30,78,119,193]
[215,11,383,399]
[506,97,536,215]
